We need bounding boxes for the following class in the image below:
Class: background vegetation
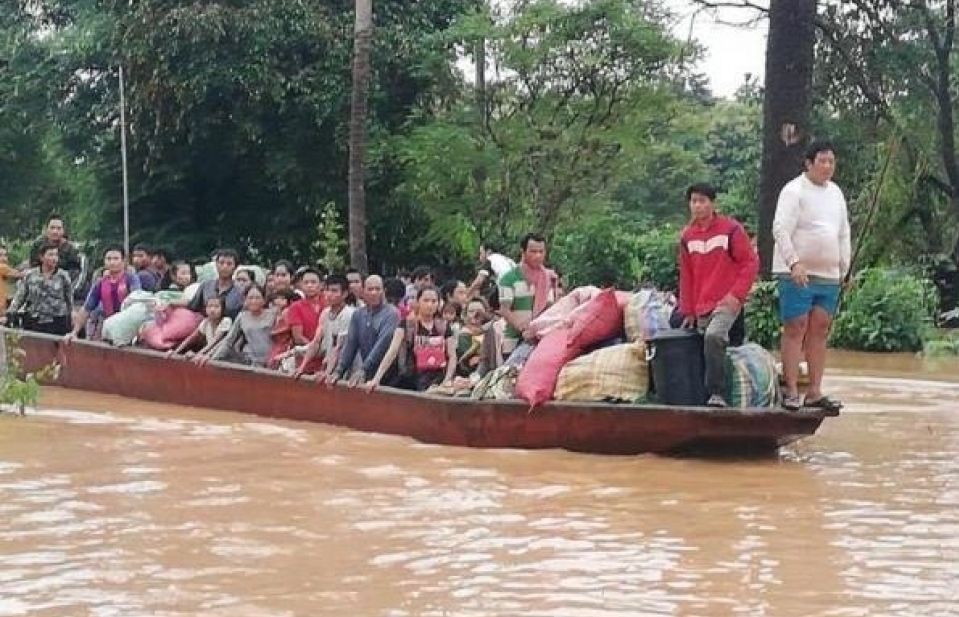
[2,0,957,352]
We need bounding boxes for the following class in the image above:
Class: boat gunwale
[5,327,838,420]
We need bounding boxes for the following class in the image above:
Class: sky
[667,0,768,98]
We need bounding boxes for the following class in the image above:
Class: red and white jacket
[678,215,759,318]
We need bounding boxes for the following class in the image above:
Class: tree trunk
[348,0,373,273]
[757,0,817,276]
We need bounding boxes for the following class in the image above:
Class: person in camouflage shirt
[10,243,74,335]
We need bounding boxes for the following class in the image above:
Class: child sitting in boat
[198,284,276,367]
[167,296,232,362]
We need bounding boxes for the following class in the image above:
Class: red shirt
[287,297,324,343]
[287,297,325,374]
[679,215,759,317]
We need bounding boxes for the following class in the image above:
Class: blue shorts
[777,277,841,322]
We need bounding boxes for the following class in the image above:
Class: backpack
[398,317,448,376]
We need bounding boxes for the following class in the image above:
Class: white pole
[119,65,130,256]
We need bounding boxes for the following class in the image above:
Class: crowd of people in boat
[1,140,850,411]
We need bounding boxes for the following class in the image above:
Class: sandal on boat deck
[803,395,844,412]
[782,395,802,411]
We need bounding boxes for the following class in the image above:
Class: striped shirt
[497,266,554,355]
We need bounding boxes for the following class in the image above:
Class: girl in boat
[455,297,489,379]
[271,261,302,299]
[366,286,457,392]
[198,284,276,367]
[441,300,462,336]
[234,268,256,294]
[167,261,194,292]
[168,296,232,362]
[267,288,299,371]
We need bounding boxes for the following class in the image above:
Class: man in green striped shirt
[497,233,557,358]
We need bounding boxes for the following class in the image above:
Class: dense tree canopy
[0,0,956,311]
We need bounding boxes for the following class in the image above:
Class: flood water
[1,351,957,617]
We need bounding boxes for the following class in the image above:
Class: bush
[1,332,59,414]
[745,280,781,349]
[921,329,959,357]
[635,226,680,291]
[551,215,644,289]
[745,269,938,353]
[831,268,938,352]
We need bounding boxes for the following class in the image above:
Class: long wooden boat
[12,329,838,456]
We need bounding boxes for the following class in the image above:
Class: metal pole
[119,65,130,256]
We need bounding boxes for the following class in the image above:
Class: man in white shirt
[772,140,851,412]
[467,243,517,310]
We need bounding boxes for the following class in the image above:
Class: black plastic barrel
[646,329,707,406]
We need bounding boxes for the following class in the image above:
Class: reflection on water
[0,356,957,617]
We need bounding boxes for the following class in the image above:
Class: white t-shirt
[480,253,517,283]
[772,174,852,281]
[318,305,355,357]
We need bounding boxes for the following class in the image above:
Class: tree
[348,0,373,273]
[397,0,688,259]
[756,0,817,275]
[0,0,477,268]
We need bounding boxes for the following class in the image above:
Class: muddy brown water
[1,351,957,617]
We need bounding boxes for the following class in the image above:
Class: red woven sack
[566,288,624,350]
[515,328,579,408]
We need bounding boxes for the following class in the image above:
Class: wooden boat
[12,329,838,456]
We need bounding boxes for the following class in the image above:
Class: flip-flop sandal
[803,395,843,412]
[782,395,802,411]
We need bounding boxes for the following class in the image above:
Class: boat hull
[11,330,837,456]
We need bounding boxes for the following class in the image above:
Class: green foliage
[1,333,58,415]
[746,270,942,352]
[831,268,939,352]
[396,0,689,259]
[551,211,643,289]
[745,280,781,350]
[922,329,959,357]
[0,0,479,268]
[634,226,681,291]
[313,202,347,273]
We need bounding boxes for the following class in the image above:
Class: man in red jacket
[678,183,759,407]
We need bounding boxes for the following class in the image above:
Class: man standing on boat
[678,183,759,408]
[497,233,557,360]
[29,214,82,282]
[467,242,517,310]
[327,275,401,387]
[773,140,851,412]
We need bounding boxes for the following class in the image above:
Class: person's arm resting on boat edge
[332,311,362,380]
[362,308,401,377]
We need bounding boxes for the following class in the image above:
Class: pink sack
[140,308,203,351]
[139,323,173,351]
[567,288,624,350]
[159,308,203,343]
[515,329,580,408]
[527,286,600,338]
